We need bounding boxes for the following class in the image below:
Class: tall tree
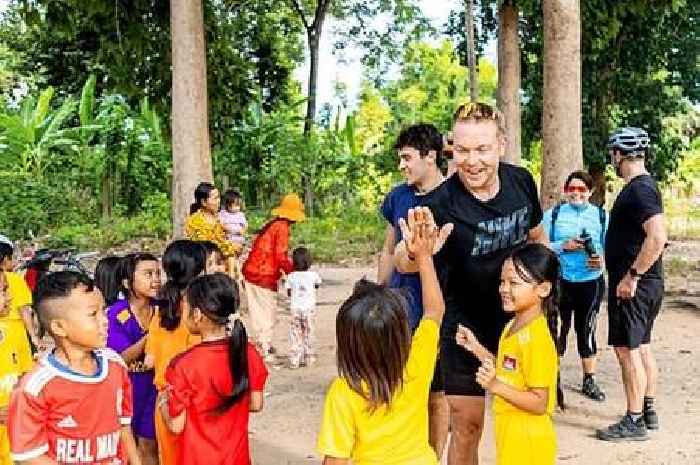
[541,0,583,209]
[465,0,479,101]
[497,1,521,164]
[289,0,330,136]
[171,0,211,237]
[520,0,697,191]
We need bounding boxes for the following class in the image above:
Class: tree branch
[312,0,331,32]
[288,0,311,31]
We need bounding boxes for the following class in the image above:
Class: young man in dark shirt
[377,124,450,459]
[397,102,547,465]
[597,127,667,442]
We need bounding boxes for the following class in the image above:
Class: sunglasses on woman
[565,186,589,193]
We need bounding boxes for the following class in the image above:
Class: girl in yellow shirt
[317,207,446,465]
[456,243,559,465]
[0,268,33,465]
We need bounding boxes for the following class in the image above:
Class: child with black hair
[199,241,227,274]
[285,247,322,368]
[7,271,142,465]
[219,190,247,247]
[94,256,125,307]
[456,243,560,465]
[106,253,161,465]
[317,207,445,465]
[159,273,267,465]
[0,271,33,465]
[144,240,205,465]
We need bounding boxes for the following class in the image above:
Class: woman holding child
[185,182,240,259]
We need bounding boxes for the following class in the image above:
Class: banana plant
[0,86,81,176]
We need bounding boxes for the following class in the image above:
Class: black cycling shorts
[559,277,605,358]
[607,277,663,349]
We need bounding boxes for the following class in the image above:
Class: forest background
[0,0,697,263]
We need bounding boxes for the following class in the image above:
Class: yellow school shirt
[493,314,557,465]
[0,272,33,375]
[2,272,31,322]
[0,318,34,465]
[317,318,439,465]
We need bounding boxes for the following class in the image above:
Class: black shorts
[559,277,605,358]
[608,277,663,349]
[439,336,486,397]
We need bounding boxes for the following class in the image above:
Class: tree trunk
[304,31,320,135]
[497,2,521,165]
[170,0,212,238]
[465,0,479,101]
[541,0,583,210]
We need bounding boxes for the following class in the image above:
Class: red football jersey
[166,341,268,465]
[8,349,132,464]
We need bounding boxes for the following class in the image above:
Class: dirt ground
[243,261,700,465]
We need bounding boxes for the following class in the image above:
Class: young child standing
[106,253,161,465]
[144,241,205,465]
[0,271,33,465]
[8,271,141,465]
[0,241,38,363]
[285,247,322,368]
[456,243,560,465]
[317,207,445,465]
[160,273,268,465]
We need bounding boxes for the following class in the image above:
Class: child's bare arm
[455,325,494,363]
[407,208,446,324]
[250,391,264,412]
[323,457,350,465]
[158,390,186,434]
[120,426,143,465]
[491,384,549,415]
[476,360,549,415]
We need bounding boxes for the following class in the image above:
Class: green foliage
[515,0,698,176]
[0,86,80,175]
[1,0,305,145]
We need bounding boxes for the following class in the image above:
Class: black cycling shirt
[420,163,543,353]
[605,174,664,282]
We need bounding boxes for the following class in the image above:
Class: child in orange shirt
[144,240,205,465]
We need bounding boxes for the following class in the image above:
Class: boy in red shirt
[8,271,141,465]
[159,273,268,465]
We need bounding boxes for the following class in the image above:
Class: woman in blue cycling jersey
[543,171,608,401]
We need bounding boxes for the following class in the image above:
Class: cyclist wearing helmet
[597,127,667,442]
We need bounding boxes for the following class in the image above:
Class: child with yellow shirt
[0,241,37,361]
[317,207,446,465]
[0,269,33,465]
[456,243,559,465]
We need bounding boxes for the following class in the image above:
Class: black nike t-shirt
[605,174,664,283]
[420,163,543,353]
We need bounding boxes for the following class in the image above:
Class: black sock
[628,411,643,422]
[583,373,594,383]
[644,396,655,412]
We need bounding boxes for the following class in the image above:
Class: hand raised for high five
[398,207,453,258]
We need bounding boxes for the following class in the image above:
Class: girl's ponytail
[222,317,249,411]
